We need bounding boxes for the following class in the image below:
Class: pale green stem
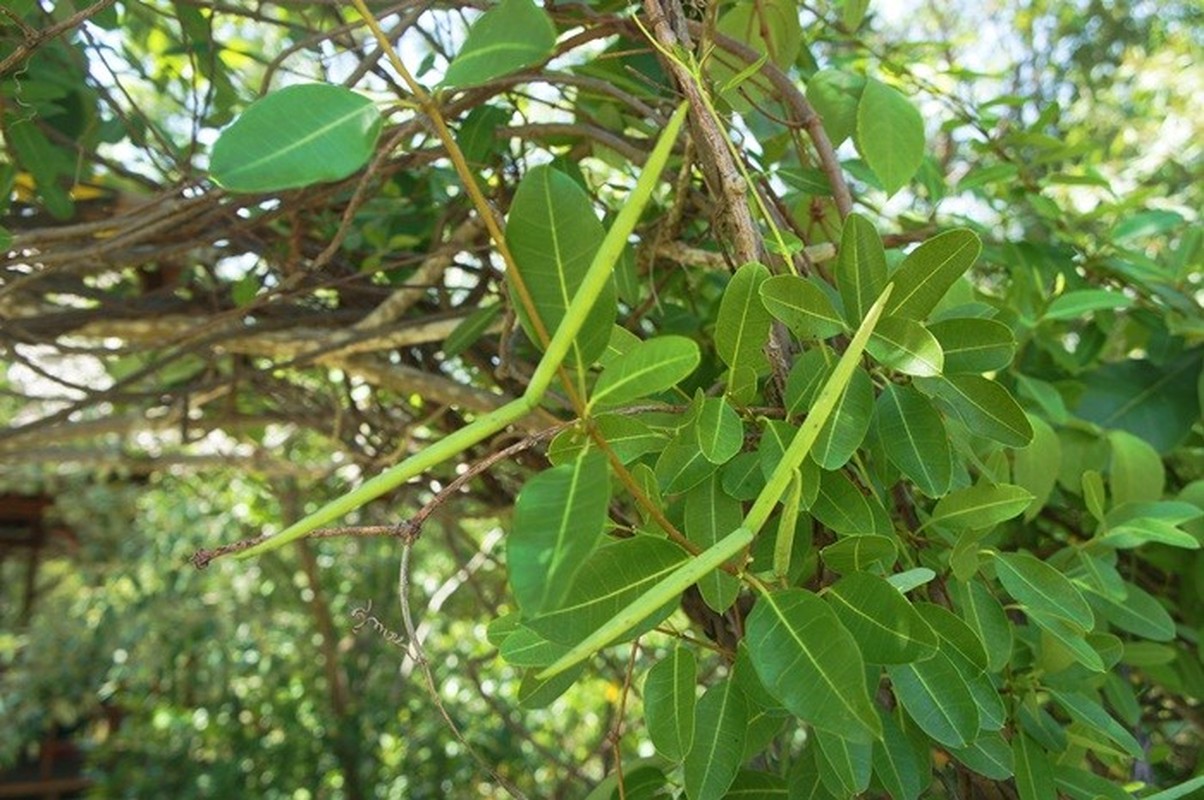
[235,103,689,560]
[743,284,894,536]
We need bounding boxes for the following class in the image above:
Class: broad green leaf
[887,568,936,593]
[1054,766,1138,800]
[873,709,923,800]
[696,396,744,465]
[518,664,583,709]
[1013,415,1062,520]
[875,384,952,496]
[1012,733,1057,800]
[759,275,846,339]
[784,346,835,417]
[443,303,502,357]
[457,104,511,164]
[1075,351,1203,454]
[210,84,383,192]
[812,366,874,469]
[1087,579,1176,641]
[888,650,979,748]
[538,527,755,679]
[1047,689,1142,758]
[685,474,744,613]
[722,452,765,501]
[835,212,888,324]
[949,579,1012,672]
[1140,776,1204,800]
[923,374,1034,447]
[855,78,925,196]
[508,450,610,615]
[1031,611,1106,672]
[442,0,556,87]
[925,482,1034,531]
[815,729,872,796]
[592,414,667,464]
[993,551,1093,631]
[786,741,835,800]
[885,229,982,320]
[1043,288,1132,320]
[811,468,892,537]
[716,263,773,402]
[683,679,747,800]
[724,771,787,797]
[745,589,882,743]
[486,611,521,649]
[645,647,697,762]
[1098,517,1200,550]
[867,316,944,376]
[507,165,614,367]
[949,731,1014,780]
[1083,470,1108,522]
[590,335,700,409]
[843,0,871,31]
[498,624,568,667]
[821,535,898,574]
[527,536,688,645]
[807,68,865,146]
[657,426,719,493]
[1108,429,1165,506]
[928,317,1016,373]
[825,572,939,664]
[915,602,988,672]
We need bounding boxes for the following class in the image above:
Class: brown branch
[0,0,117,77]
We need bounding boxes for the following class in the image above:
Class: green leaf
[0,226,12,251]
[842,0,871,31]
[1053,766,1138,800]
[949,579,1013,672]
[518,664,584,709]
[1108,429,1165,506]
[683,679,747,800]
[1043,289,1132,321]
[210,84,383,192]
[855,78,925,196]
[684,474,744,613]
[812,366,874,469]
[888,650,979,748]
[759,275,846,339]
[885,229,982,320]
[745,589,882,743]
[716,263,773,402]
[925,483,1034,531]
[644,647,697,762]
[498,624,568,667]
[1012,733,1056,800]
[867,316,944,376]
[923,374,1034,447]
[928,317,1016,373]
[442,0,556,88]
[811,468,892,537]
[538,527,755,679]
[1087,579,1176,641]
[825,572,939,664]
[1098,517,1200,550]
[1030,610,1105,672]
[507,165,614,368]
[723,770,787,797]
[457,104,511,164]
[695,396,744,465]
[1013,415,1062,520]
[590,335,700,408]
[656,426,719,493]
[784,346,834,417]
[814,729,872,796]
[992,551,1094,631]
[949,732,1014,780]
[508,450,610,615]
[835,212,888,325]
[443,303,503,357]
[807,68,865,146]
[915,602,988,672]
[1075,351,1203,454]
[873,709,924,800]
[875,384,952,496]
[1140,776,1204,800]
[527,536,688,645]
[821,535,898,574]
[1047,689,1143,758]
